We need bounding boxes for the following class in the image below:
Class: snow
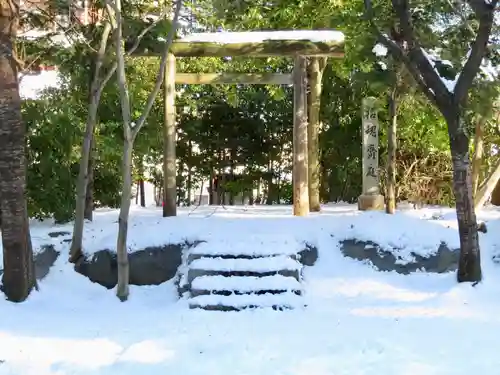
[372,43,388,57]
[191,275,302,292]
[420,48,500,93]
[378,61,387,70]
[188,255,302,272]
[190,240,301,256]
[179,30,345,44]
[422,48,458,92]
[2,203,500,374]
[189,292,303,309]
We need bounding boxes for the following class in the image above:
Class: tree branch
[131,0,183,140]
[110,0,133,139]
[95,7,171,97]
[466,0,491,16]
[88,21,112,103]
[445,0,475,34]
[363,0,439,107]
[454,0,498,106]
[95,22,113,82]
[22,0,98,53]
[391,0,452,107]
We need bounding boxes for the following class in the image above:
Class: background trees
[2,0,499,300]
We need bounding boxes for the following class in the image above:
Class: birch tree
[106,0,182,301]
[69,9,175,263]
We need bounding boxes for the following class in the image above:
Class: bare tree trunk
[198,180,204,205]
[266,164,273,205]
[139,179,145,207]
[69,23,112,263]
[386,88,398,214]
[187,140,192,206]
[447,114,481,283]
[108,0,182,301]
[116,141,133,301]
[84,136,95,220]
[307,57,325,212]
[471,116,486,197]
[209,165,214,205]
[230,148,236,205]
[137,159,145,207]
[0,0,36,301]
[216,150,223,205]
[71,3,182,261]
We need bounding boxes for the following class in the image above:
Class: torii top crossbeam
[151,30,345,58]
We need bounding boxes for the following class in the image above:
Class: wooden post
[175,73,293,85]
[293,56,309,216]
[163,53,177,217]
[307,57,325,212]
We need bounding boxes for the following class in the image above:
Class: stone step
[186,256,302,284]
[188,253,293,262]
[189,241,301,258]
[191,289,302,297]
[187,269,301,285]
[189,292,304,311]
[188,255,302,272]
[190,275,302,297]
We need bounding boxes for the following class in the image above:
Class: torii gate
[147,30,345,217]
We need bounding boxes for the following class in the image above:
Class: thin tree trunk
[0,0,36,301]
[109,0,182,301]
[187,140,192,206]
[209,165,214,205]
[69,23,112,263]
[216,150,223,204]
[111,0,133,301]
[138,159,145,207]
[386,88,398,214]
[266,164,273,205]
[139,178,145,207]
[116,140,133,301]
[84,136,95,220]
[471,116,486,197]
[72,4,180,261]
[446,114,481,283]
[230,148,236,205]
[198,180,204,205]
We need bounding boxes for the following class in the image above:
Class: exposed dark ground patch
[340,239,459,274]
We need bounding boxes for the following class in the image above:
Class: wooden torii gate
[156,30,345,217]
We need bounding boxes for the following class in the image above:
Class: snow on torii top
[178,30,345,44]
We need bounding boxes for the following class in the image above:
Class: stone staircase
[178,241,310,311]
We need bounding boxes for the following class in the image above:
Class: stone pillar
[358,97,384,211]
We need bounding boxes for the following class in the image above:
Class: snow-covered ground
[2,203,500,375]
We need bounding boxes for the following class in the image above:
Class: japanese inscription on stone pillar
[362,97,380,195]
